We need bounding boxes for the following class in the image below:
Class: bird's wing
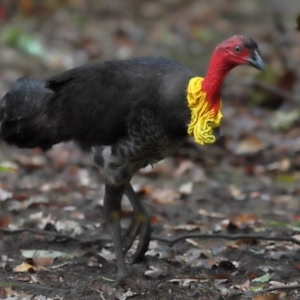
[45,58,193,149]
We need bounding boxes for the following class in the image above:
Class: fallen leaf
[0,187,12,202]
[144,266,163,278]
[166,223,203,231]
[115,290,138,300]
[0,215,10,227]
[32,257,54,267]
[235,136,265,155]
[173,160,195,178]
[269,280,299,287]
[30,275,42,284]
[229,184,246,201]
[13,262,36,273]
[252,273,273,283]
[8,196,49,211]
[21,249,75,260]
[253,294,279,300]
[169,277,202,287]
[234,279,250,291]
[55,220,83,235]
[198,209,225,218]
[234,213,259,226]
[270,110,300,130]
[179,182,193,195]
[150,188,180,204]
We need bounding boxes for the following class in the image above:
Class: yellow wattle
[187,77,223,145]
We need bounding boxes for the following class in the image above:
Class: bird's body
[0,35,264,285]
[1,57,193,150]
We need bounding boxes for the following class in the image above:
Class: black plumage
[0,36,265,286]
[0,57,193,151]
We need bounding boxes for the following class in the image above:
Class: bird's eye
[234,45,241,53]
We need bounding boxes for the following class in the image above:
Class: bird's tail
[0,77,59,150]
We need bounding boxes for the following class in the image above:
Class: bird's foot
[123,213,151,263]
[113,264,145,289]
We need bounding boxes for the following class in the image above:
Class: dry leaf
[179,182,193,195]
[150,188,179,204]
[253,293,279,300]
[235,136,265,155]
[21,249,75,260]
[32,257,54,267]
[198,209,225,218]
[31,275,42,284]
[0,187,12,202]
[169,277,201,287]
[13,262,36,273]
[166,223,203,231]
[233,279,250,291]
[144,266,163,278]
[229,184,246,201]
[173,160,195,178]
[234,213,259,226]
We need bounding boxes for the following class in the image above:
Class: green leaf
[252,273,273,283]
[1,25,45,57]
[101,276,115,282]
[250,283,265,291]
[0,165,17,173]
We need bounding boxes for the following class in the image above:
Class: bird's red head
[202,35,264,107]
[214,35,264,72]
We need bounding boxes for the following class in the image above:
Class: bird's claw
[113,265,145,289]
[123,214,151,264]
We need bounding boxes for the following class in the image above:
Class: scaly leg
[123,184,151,263]
[103,183,129,283]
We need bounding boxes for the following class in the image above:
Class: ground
[0,1,300,299]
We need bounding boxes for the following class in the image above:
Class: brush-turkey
[0,35,264,285]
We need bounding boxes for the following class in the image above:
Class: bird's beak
[246,49,265,72]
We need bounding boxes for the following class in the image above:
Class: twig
[254,283,300,294]
[253,81,298,103]
[1,227,300,247]
[151,233,300,246]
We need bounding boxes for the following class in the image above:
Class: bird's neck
[201,49,234,110]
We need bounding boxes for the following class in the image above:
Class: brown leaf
[0,215,10,228]
[233,279,250,291]
[32,257,54,267]
[198,209,225,218]
[173,160,195,178]
[150,188,179,204]
[234,213,259,226]
[235,136,265,155]
[13,262,36,273]
[229,184,246,201]
[253,293,279,300]
[17,275,31,282]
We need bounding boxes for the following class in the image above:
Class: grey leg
[123,184,151,263]
[103,183,129,280]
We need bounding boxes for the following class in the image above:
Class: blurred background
[0,0,300,237]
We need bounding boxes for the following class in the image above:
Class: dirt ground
[0,1,300,299]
